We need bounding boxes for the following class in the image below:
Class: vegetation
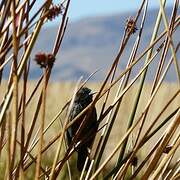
[0,0,179,179]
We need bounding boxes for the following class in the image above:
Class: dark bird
[67,87,98,172]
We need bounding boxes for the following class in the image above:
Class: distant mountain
[30,7,179,81]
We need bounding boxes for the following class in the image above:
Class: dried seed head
[131,156,138,167]
[163,145,173,154]
[47,53,56,68]
[125,17,138,34]
[47,4,64,21]
[156,42,165,52]
[34,53,55,68]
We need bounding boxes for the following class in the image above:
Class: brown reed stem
[35,68,48,179]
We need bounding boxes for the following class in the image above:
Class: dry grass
[0,0,180,179]
[1,81,179,177]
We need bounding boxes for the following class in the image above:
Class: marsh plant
[0,0,179,179]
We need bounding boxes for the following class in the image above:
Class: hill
[30,7,179,81]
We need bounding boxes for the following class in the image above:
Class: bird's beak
[90,91,97,96]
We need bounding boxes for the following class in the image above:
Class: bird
[67,87,98,172]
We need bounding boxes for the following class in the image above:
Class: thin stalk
[115,0,166,171]
[58,118,72,180]
[159,0,180,83]
[151,133,180,179]
[94,0,148,170]
[129,108,179,179]
[20,0,29,176]
[0,116,6,157]
[128,138,163,180]
[0,0,11,35]
[85,160,94,180]
[142,109,180,179]
[10,0,19,175]
[114,43,178,178]
[35,68,48,179]
[164,159,180,179]
[0,0,52,126]
[105,43,178,178]
[143,2,180,143]
[6,113,12,180]
[49,79,81,180]
[171,166,180,179]
[152,0,179,89]
[80,157,89,180]
[89,115,142,180]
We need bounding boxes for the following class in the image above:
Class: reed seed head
[34,53,55,68]
[47,4,64,21]
[125,17,138,34]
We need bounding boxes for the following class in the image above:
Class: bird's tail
[77,148,90,172]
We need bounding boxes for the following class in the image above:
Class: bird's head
[75,87,94,105]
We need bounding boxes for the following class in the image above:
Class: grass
[0,0,180,179]
[1,81,179,179]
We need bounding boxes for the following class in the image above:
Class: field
[0,81,179,179]
[0,0,180,179]
[29,81,180,165]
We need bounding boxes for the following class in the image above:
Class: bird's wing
[67,103,83,145]
[67,128,72,146]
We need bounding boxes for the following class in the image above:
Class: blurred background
[4,0,178,82]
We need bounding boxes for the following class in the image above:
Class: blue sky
[54,0,173,22]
